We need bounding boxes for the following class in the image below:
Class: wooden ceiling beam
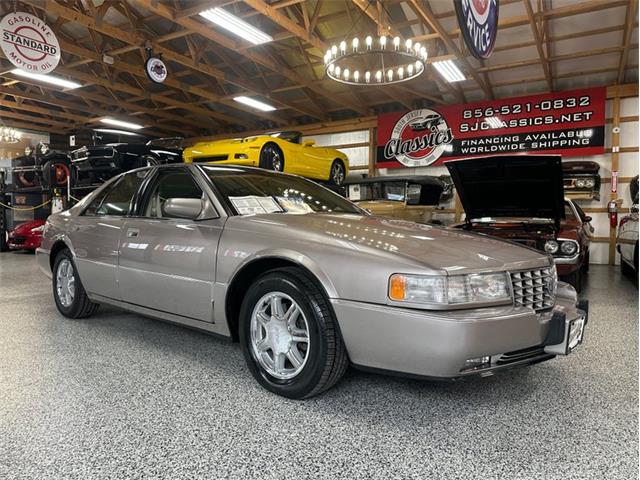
[617,0,638,84]
[136,0,369,116]
[0,118,67,134]
[524,0,553,91]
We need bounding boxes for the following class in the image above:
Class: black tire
[329,160,346,186]
[621,258,634,277]
[563,269,583,293]
[52,249,99,319]
[239,267,348,399]
[259,144,284,172]
[42,158,71,188]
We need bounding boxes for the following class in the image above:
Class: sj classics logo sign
[454,0,499,59]
[376,87,607,169]
[1,12,60,74]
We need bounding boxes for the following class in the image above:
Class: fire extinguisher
[608,200,618,228]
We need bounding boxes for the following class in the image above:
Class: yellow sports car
[183,131,349,185]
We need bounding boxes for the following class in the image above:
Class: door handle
[126,228,139,238]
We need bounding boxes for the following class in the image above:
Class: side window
[143,170,204,219]
[84,171,148,216]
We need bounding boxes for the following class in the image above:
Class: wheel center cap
[267,318,291,354]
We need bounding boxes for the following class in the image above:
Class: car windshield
[203,167,362,215]
[269,131,301,144]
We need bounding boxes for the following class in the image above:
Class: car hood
[446,155,565,227]
[227,213,550,274]
[12,219,45,234]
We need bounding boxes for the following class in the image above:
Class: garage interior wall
[304,89,638,266]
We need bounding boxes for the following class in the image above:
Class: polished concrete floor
[0,251,637,480]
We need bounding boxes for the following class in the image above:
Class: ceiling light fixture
[324,36,427,86]
[94,128,143,137]
[100,118,144,130]
[233,96,276,112]
[0,126,21,143]
[199,8,273,45]
[10,69,82,89]
[432,60,466,83]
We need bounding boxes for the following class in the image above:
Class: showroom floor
[0,252,637,480]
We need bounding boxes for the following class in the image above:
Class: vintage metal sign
[145,56,167,84]
[376,87,607,169]
[0,12,60,74]
[454,0,499,59]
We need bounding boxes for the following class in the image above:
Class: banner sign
[376,87,606,169]
[1,12,60,74]
[454,0,499,59]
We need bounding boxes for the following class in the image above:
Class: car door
[117,168,224,322]
[70,170,150,299]
[300,140,331,179]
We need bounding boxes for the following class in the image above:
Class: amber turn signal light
[388,274,406,301]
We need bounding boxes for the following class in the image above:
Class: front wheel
[239,268,348,399]
[329,160,346,186]
[259,144,284,172]
[52,249,99,319]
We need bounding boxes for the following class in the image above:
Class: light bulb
[380,36,387,49]
[414,42,421,52]
[365,36,373,49]
[375,70,382,82]
[393,36,400,50]
[331,45,337,57]
[415,61,422,70]
[405,39,413,51]
[335,66,341,77]
[328,63,335,74]
[343,68,350,80]
[407,64,414,75]
[365,71,371,83]
[354,70,360,82]
[352,37,359,51]
[387,69,393,81]
[420,47,427,60]
[398,67,404,79]
[339,41,346,53]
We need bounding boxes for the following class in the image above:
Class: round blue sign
[454,0,499,59]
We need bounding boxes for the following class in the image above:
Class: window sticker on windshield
[229,196,282,215]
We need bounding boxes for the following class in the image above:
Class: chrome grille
[510,267,556,311]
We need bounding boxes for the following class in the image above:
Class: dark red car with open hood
[447,155,593,292]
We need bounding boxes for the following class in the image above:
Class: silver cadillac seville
[37,164,588,399]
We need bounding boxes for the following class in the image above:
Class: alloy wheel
[56,258,76,308]
[250,292,310,380]
[331,162,345,185]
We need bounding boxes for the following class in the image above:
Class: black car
[12,143,71,191]
[70,138,183,186]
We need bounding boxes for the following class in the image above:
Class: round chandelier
[324,35,428,86]
[0,126,21,144]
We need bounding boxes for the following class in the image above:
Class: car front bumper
[332,282,587,379]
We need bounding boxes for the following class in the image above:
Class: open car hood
[446,155,565,228]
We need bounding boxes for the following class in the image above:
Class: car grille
[10,236,26,245]
[192,155,228,162]
[496,346,547,365]
[510,267,556,311]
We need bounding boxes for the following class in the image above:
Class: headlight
[575,179,586,187]
[544,240,559,254]
[560,240,578,256]
[388,272,511,307]
[30,225,45,233]
[584,178,595,187]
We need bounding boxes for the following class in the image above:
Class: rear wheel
[52,249,99,319]
[329,160,346,186]
[259,144,284,172]
[239,267,348,399]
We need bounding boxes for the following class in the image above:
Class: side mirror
[163,198,203,219]
[584,215,592,222]
[632,204,639,215]
[302,139,316,147]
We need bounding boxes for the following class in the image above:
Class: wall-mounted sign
[0,12,60,74]
[454,0,499,59]
[376,87,606,169]
[145,56,167,83]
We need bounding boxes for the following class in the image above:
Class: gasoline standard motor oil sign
[1,12,60,74]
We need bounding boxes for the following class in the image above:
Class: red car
[7,219,46,251]
[447,155,593,292]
